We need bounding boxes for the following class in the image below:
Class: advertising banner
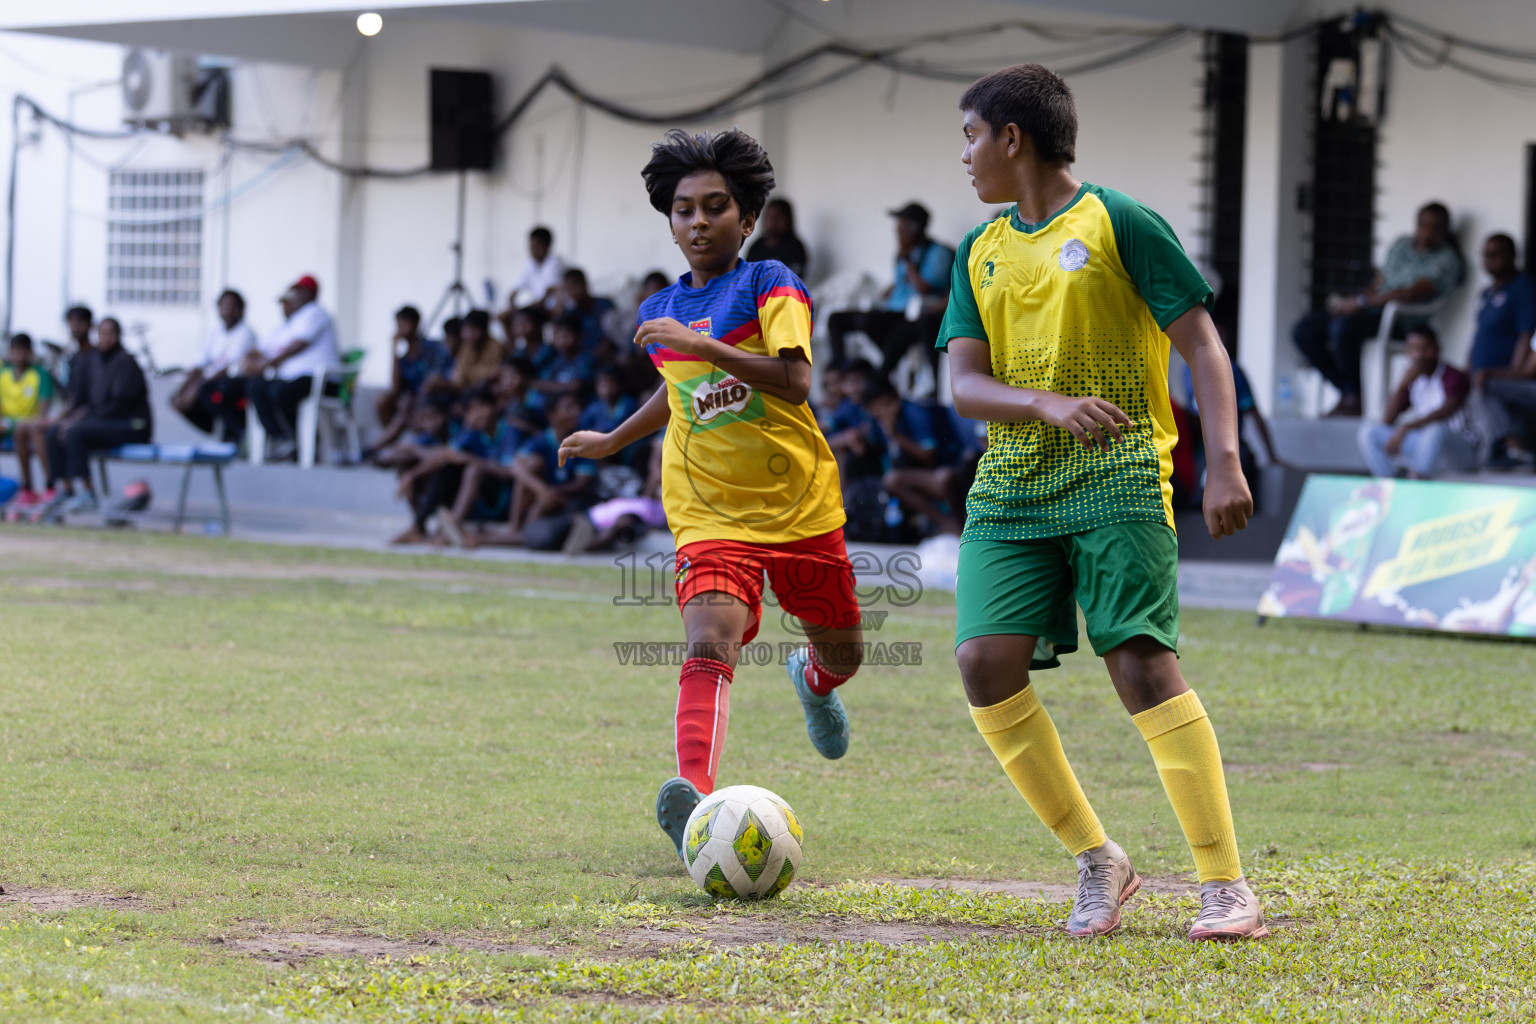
[1258,475,1536,636]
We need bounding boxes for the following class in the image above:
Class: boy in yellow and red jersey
[558,129,863,856]
[940,64,1268,941]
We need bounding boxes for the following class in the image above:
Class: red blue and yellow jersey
[639,259,845,547]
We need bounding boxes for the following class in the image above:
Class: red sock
[676,657,733,795]
[804,644,855,697]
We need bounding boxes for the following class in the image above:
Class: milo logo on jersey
[677,369,766,431]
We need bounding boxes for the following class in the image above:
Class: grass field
[1,526,1533,1022]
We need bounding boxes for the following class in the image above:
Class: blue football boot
[786,645,850,760]
[655,775,702,860]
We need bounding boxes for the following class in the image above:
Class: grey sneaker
[1188,877,1270,942]
[786,645,849,759]
[1065,839,1141,937]
[62,492,99,515]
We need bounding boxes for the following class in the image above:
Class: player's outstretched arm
[1165,305,1252,539]
[635,318,812,405]
[948,336,1131,452]
[558,384,670,466]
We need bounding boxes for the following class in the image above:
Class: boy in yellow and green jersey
[938,63,1267,941]
[1,333,56,500]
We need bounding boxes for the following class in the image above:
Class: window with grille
[106,169,204,306]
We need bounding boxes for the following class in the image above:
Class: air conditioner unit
[121,48,202,125]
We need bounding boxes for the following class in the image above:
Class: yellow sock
[1133,690,1242,883]
[970,686,1106,856]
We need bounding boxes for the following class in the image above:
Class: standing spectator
[0,334,55,503]
[1293,202,1462,417]
[451,310,504,393]
[1356,326,1475,479]
[506,226,566,312]
[1468,234,1536,377]
[746,198,809,279]
[244,276,340,462]
[367,305,451,456]
[826,203,953,376]
[43,318,153,514]
[174,289,256,442]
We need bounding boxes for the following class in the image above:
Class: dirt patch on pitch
[206,928,566,967]
[0,885,153,912]
[877,875,1197,901]
[617,915,1020,957]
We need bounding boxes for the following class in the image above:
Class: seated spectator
[531,313,596,405]
[506,225,565,312]
[392,388,505,545]
[885,405,986,537]
[861,377,939,539]
[0,333,56,503]
[1177,352,1285,504]
[746,198,808,279]
[173,289,257,442]
[371,391,451,475]
[1293,202,1462,417]
[451,310,504,393]
[1356,326,1476,479]
[827,203,953,376]
[476,392,598,547]
[41,317,153,514]
[15,306,94,506]
[244,276,341,462]
[581,367,637,436]
[825,359,880,480]
[491,356,543,442]
[502,306,545,363]
[553,268,616,353]
[377,305,449,428]
[638,270,670,305]
[1468,234,1536,379]
[1478,319,1536,470]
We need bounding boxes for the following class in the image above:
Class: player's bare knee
[956,636,1035,706]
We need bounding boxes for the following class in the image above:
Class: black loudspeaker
[430,68,495,172]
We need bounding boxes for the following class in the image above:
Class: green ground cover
[0,527,1532,1021]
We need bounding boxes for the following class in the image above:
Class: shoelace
[1075,862,1117,913]
[1199,887,1248,916]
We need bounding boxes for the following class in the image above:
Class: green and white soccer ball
[682,785,803,899]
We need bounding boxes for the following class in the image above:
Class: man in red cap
[242,275,340,461]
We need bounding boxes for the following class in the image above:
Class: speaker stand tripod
[426,169,472,332]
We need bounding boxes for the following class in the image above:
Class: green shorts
[953,520,1179,669]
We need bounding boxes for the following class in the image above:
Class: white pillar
[1239,34,1311,418]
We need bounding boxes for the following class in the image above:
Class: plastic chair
[246,350,365,468]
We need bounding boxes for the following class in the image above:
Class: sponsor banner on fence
[1258,475,1536,636]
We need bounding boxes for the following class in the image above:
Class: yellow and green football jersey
[937,183,1212,541]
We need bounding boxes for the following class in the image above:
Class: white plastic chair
[246,357,362,468]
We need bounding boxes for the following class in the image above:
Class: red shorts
[674,528,862,644]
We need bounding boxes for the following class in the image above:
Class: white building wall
[345,17,766,384]
[1,32,347,368]
[775,36,1209,294]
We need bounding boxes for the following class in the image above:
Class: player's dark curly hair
[641,128,776,218]
[960,64,1077,164]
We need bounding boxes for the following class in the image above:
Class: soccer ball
[682,785,803,899]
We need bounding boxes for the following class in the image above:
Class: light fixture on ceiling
[357,12,383,36]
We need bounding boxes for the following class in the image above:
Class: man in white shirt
[175,289,258,440]
[243,275,340,461]
[507,226,565,311]
[1356,325,1476,479]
